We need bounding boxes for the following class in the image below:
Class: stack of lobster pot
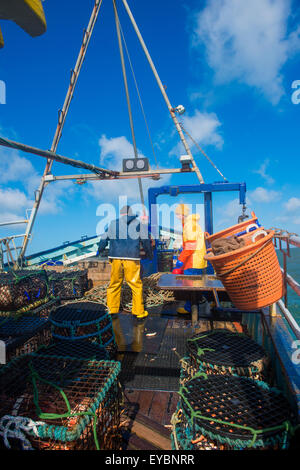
[0,270,58,364]
[171,329,296,450]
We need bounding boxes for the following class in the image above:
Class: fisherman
[96,205,153,319]
[173,204,207,314]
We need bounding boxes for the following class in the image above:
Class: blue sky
[0,0,300,254]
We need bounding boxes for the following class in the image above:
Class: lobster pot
[0,270,49,312]
[205,231,284,310]
[49,302,117,357]
[48,270,89,300]
[0,355,121,450]
[184,329,270,382]
[0,318,52,365]
[171,408,221,450]
[176,375,295,450]
[35,339,110,361]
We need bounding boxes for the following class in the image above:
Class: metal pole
[289,235,300,248]
[277,299,300,339]
[44,167,191,182]
[0,136,118,177]
[19,0,104,261]
[113,0,145,206]
[269,303,277,317]
[120,0,204,184]
[0,220,28,227]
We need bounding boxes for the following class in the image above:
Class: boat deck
[114,304,246,450]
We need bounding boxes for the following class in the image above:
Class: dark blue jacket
[97,215,153,260]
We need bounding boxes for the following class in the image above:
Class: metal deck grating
[119,319,193,392]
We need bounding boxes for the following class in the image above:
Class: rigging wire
[120,0,204,184]
[113,0,145,208]
[179,122,228,182]
[117,16,159,169]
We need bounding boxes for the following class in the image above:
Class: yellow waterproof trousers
[107,259,145,316]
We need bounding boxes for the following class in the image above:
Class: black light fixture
[123,157,149,172]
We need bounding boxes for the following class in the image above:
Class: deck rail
[272,231,300,338]
[272,231,300,304]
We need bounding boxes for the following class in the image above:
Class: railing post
[269,303,277,317]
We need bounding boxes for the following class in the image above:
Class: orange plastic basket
[205,212,259,244]
[204,230,285,310]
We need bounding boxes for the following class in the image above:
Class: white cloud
[169,110,223,157]
[275,213,300,226]
[182,111,223,148]
[39,181,75,215]
[283,196,300,212]
[193,0,300,104]
[0,147,37,185]
[0,187,31,213]
[215,197,254,228]
[0,187,33,231]
[99,134,146,168]
[87,134,171,204]
[0,142,75,219]
[253,159,275,184]
[250,187,281,203]
[292,216,300,225]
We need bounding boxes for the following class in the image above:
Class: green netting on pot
[186,329,270,381]
[49,301,117,356]
[171,407,222,450]
[179,356,197,387]
[0,270,49,312]
[178,374,296,450]
[48,270,89,300]
[0,354,121,450]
